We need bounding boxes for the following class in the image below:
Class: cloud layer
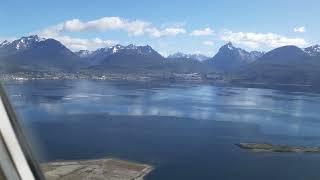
[37,16,188,50]
[146,27,186,38]
[31,16,309,51]
[220,30,307,48]
[54,36,118,51]
[62,17,150,36]
[203,41,214,46]
[40,17,187,38]
[190,28,213,36]
[294,26,306,33]
[37,29,118,51]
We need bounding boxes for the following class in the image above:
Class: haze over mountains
[1,35,320,86]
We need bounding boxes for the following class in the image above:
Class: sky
[1,0,319,56]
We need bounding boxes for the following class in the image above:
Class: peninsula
[237,143,320,153]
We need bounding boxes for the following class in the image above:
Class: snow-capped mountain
[112,44,159,55]
[1,35,45,51]
[90,45,120,59]
[1,35,46,56]
[220,42,264,61]
[91,44,159,57]
[303,45,320,56]
[207,42,264,72]
[88,44,165,71]
[168,52,210,61]
[2,35,320,82]
[0,35,80,72]
[0,40,10,47]
[85,44,163,65]
[75,50,92,58]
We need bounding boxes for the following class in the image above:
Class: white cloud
[39,17,186,38]
[190,28,214,36]
[191,50,214,56]
[35,16,188,50]
[203,41,214,46]
[146,27,186,38]
[40,17,150,36]
[53,36,118,51]
[36,29,118,51]
[36,24,63,37]
[294,26,306,33]
[220,30,307,48]
[158,51,168,57]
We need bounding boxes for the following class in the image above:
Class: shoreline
[3,75,320,94]
[41,158,153,180]
[237,143,320,153]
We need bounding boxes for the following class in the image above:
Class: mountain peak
[121,44,156,55]
[19,35,45,42]
[168,52,209,61]
[303,44,320,56]
[220,42,243,52]
[218,42,264,58]
[259,45,308,64]
[127,44,137,49]
[26,35,40,39]
[219,42,237,52]
[88,43,162,65]
[0,35,48,53]
[226,42,233,46]
[116,44,124,48]
[208,42,264,71]
[226,42,234,49]
[104,44,155,54]
[10,35,46,50]
[75,50,92,58]
[108,44,124,53]
[0,40,10,47]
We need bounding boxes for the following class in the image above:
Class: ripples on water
[4,80,320,180]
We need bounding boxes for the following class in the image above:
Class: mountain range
[1,35,320,86]
[236,45,320,86]
[0,35,80,72]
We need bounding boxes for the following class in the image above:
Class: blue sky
[1,0,319,56]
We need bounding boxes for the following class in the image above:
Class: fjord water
[5,80,320,180]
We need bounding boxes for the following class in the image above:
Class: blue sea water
[4,80,320,180]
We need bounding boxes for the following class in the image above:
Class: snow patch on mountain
[303,45,320,56]
[226,42,235,50]
[15,35,45,50]
[219,42,264,61]
[75,50,92,58]
[0,40,10,47]
[0,35,46,51]
[168,52,210,61]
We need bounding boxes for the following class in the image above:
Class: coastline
[237,143,320,153]
[2,72,319,94]
[41,158,153,180]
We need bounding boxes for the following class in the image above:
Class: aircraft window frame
[0,85,44,180]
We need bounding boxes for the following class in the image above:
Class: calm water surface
[4,80,320,180]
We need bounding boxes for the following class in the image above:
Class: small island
[236,143,320,153]
[41,158,153,180]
